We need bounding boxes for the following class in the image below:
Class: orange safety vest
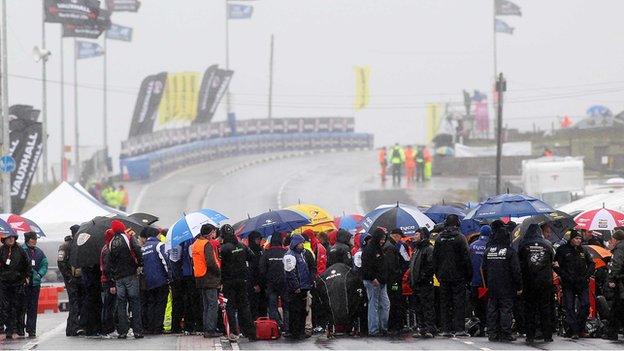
[191,238,220,278]
[404,148,415,168]
[378,149,387,163]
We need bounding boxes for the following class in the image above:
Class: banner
[354,66,370,111]
[425,103,442,143]
[106,0,140,12]
[9,105,40,122]
[63,9,111,39]
[454,142,532,158]
[475,101,489,133]
[495,0,522,16]
[106,23,133,41]
[8,118,43,214]
[228,4,253,19]
[495,19,514,34]
[45,0,100,25]
[157,72,200,125]
[194,65,234,124]
[75,40,105,59]
[128,73,168,137]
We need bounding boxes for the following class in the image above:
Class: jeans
[363,280,390,335]
[19,285,40,335]
[201,289,218,333]
[116,275,142,335]
[267,285,288,332]
[563,286,589,335]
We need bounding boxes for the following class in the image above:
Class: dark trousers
[416,164,425,182]
[470,286,487,329]
[524,285,553,340]
[288,290,308,337]
[170,279,184,333]
[388,282,405,331]
[413,284,436,334]
[606,297,624,338]
[391,164,402,185]
[439,281,466,333]
[80,267,102,336]
[116,275,142,335]
[182,277,202,332]
[65,280,84,336]
[144,285,169,334]
[562,286,589,335]
[487,296,514,338]
[19,285,40,335]
[266,285,288,332]
[1,282,25,336]
[248,284,267,321]
[223,279,255,337]
[101,288,117,335]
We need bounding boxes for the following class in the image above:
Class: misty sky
[5,1,624,176]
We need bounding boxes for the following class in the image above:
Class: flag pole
[41,0,49,192]
[0,0,10,212]
[225,0,231,115]
[268,34,274,119]
[73,38,80,183]
[103,33,108,176]
[60,32,66,181]
[492,0,498,140]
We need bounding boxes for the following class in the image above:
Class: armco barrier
[120,132,373,181]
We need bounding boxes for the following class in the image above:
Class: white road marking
[21,321,66,350]
[463,341,474,345]
[480,348,493,351]
[276,171,301,209]
[201,184,216,209]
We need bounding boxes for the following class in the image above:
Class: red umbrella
[333,214,364,234]
[574,208,624,231]
[0,213,46,238]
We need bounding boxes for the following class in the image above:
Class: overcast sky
[6,1,624,176]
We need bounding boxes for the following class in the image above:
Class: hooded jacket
[100,229,115,288]
[247,231,264,288]
[22,243,48,287]
[609,240,624,283]
[142,236,170,290]
[302,230,327,275]
[352,232,370,275]
[107,228,143,281]
[469,225,491,287]
[58,236,74,284]
[361,229,388,283]
[383,236,410,284]
[0,241,30,284]
[259,233,287,290]
[284,235,313,292]
[518,224,555,288]
[409,234,434,287]
[482,225,522,297]
[433,224,472,284]
[220,229,253,282]
[554,240,595,290]
[328,229,352,267]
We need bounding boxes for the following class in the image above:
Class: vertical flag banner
[475,101,490,134]
[128,73,168,137]
[157,72,200,126]
[8,116,43,214]
[75,40,105,59]
[194,65,234,124]
[44,0,100,25]
[228,4,254,19]
[495,0,522,16]
[354,66,370,111]
[426,103,442,143]
[106,23,133,41]
[495,19,514,34]
[106,0,141,12]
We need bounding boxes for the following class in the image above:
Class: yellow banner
[354,66,370,111]
[426,103,442,143]
[158,72,200,124]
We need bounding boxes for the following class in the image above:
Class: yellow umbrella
[286,203,336,233]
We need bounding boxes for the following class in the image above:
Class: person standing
[432,215,472,337]
[554,230,595,339]
[100,229,116,336]
[0,232,30,339]
[415,147,425,183]
[259,233,288,333]
[57,225,84,336]
[518,223,554,343]
[385,228,410,335]
[118,185,129,212]
[605,230,624,340]
[327,229,352,267]
[361,227,390,336]
[389,143,405,186]
[404,145,415,183]
[191,223,221,339]
[107,220,144,339]
[19,232,48,338]
[482,221,522,342]
[220,224,257,341]
[469,225,491,336]
[409,227,436,338]
[378,147,388,182]
[284,234,313,339]
[141,227,170,335]
[247,231,266,321]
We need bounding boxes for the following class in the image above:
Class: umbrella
[574,207,624,231]
[0,213,46,238]
[423,204,481,236]
[465,194,554,220]
[286,204,336,233]
[584,244,612,269]
[237,209,310,238]
[586,105,612,118]
[333,214,364,235]
[166,209,229,249]
[0,218,17,239]
[69,215,147,268]
[129,212,159,226]
[360,203,435,236]
[511,211,576,247]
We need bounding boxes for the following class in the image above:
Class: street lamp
[33,44,50,193]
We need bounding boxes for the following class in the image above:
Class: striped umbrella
[574,208,624,231]
[360,203,435,236]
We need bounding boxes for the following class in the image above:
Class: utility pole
[268,34,274,119]
[0,0,9,213]
[102,34,108,172]
[495,73,506,195]
[492,0,498,140]
[225,0,231,114]
[60,34,65,181]
[41,1,48,193]
[73,38,80,183]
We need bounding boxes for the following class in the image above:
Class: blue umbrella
[360,203,435,236]
[166,208,229,249]
[0,218,17,238]
[586,105,612,118]
[424,204,482,236]
[465,193,554,220]
[238,209,311,238]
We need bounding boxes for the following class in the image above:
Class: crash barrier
[122,117,355,158]
[37,286,64,314]
[120,132,374,181]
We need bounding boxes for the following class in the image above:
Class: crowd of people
[378,144,432,186]
[87,183,130,212]
[1,214,624,344]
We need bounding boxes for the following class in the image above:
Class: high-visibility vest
[191,238,220,278]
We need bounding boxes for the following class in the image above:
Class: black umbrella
[129,212,159,226]
[511,211,576,248]
[69,215,147,268]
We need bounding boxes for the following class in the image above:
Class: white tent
[23,182,117,242]
[558,189,624,214]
